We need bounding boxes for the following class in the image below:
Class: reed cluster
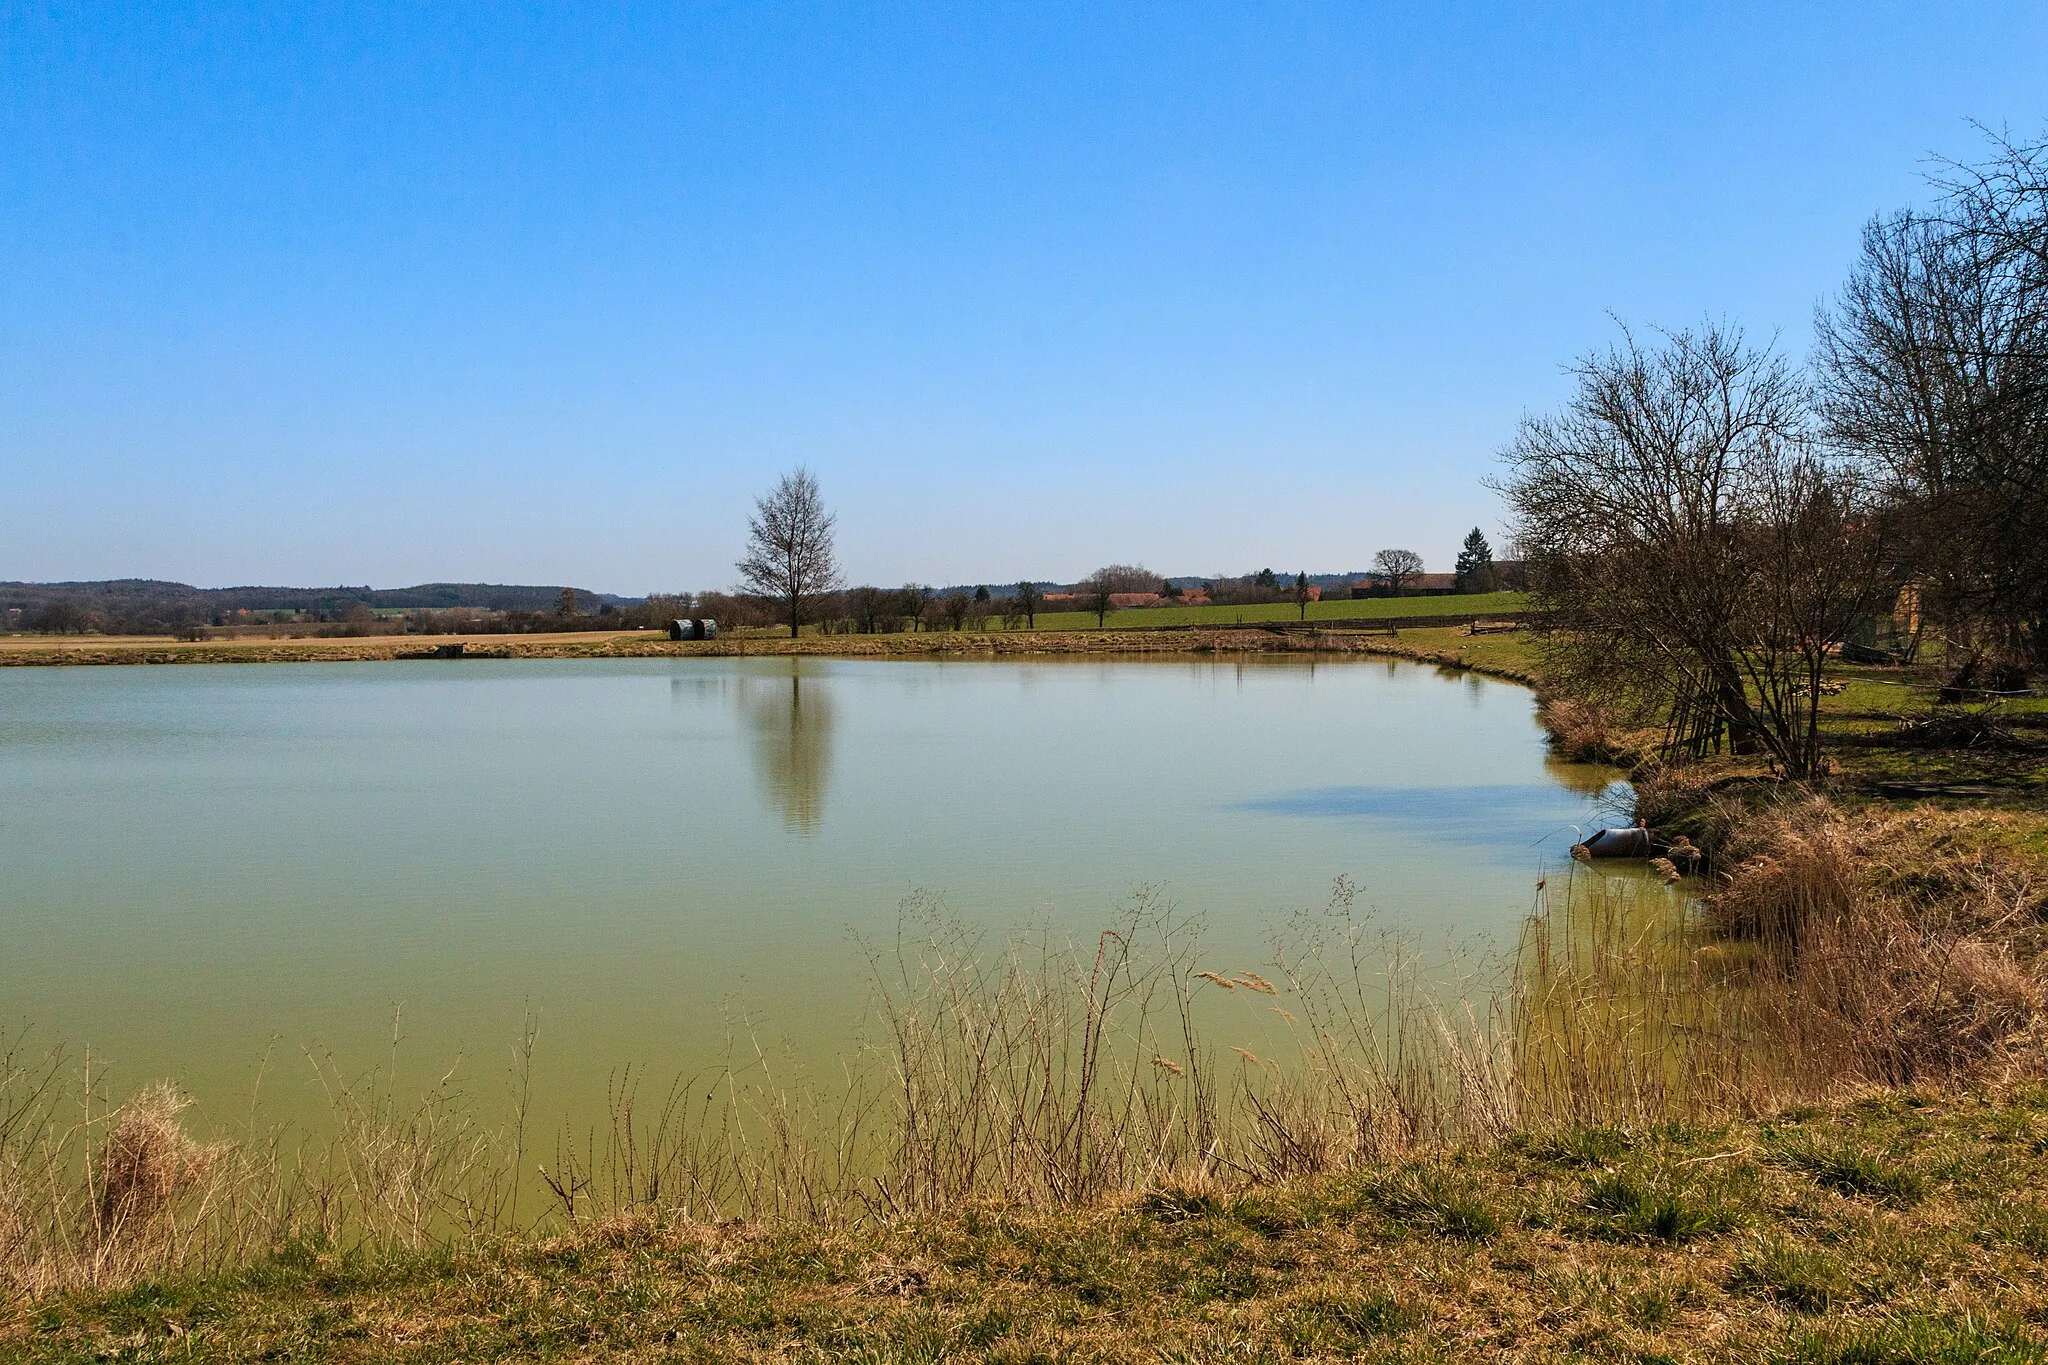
[4,798,2042,1305]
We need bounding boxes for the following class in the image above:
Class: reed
[4,799,2042,1302]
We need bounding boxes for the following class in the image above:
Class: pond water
[0,655,1625,1132]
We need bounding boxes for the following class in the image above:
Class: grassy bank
[16,1088,2048,1362]
[0,593,1529,667]
[7,812,2046,1359]
[0,623,1537,670]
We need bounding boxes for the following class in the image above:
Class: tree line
[0,580,635,636]
[1497,129,2047,779]
[729,471,1512,636]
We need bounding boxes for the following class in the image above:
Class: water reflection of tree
[738,661,836,833]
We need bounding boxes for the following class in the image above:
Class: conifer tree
[1455,528,1495,593]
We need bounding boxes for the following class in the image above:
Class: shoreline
[10,631,2048,1357]
[0,625,1539,684]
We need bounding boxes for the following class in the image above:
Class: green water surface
[0,654,1623,1132]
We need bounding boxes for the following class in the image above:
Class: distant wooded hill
[1,580,638,632]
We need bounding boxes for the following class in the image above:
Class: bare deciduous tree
[696,590,757,630]
[1816,128,2048,680]
[897,583,931,632]
[340,603,378,637]
[1372,549,1424,595]
[1091,564,1161,594]
[1015,581,1043,629]
[28,601,91,634]
[737,468,843,638]
[1080,570,1117,627]
[1496,321,1889,778]
[846,585,886,634]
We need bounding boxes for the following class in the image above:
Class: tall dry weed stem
[5,802,2042,1298]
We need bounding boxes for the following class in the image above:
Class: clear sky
[4,3,2044,593]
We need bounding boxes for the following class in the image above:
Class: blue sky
[4,3,2044,593]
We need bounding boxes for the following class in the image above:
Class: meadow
[1003,590,1526,632]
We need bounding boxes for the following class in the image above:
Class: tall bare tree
[1372,549,1424,595]
[1015,580,1043,628]
[1496,321,1887,778]
[1080,569,1119,627]
[737,468,843,638]
[1816,129,2048,680]
[897,583,931,632]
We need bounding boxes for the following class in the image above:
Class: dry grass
[5,797,2046,1354]
[13,1088,2048,1360]
[1713,798,2048,1086]
[1535,694,1628,764]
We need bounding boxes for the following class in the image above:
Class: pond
[0,654,1627,1133]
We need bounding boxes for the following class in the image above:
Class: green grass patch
[1278,1288,1428,1352]
[1362,1166,1503,1240]
[1732,1233,1847,1312]
[1580,1170,1739,1243]
[1528,1126,1635,1168]
[1773,1133,1927,1205]
[1778,1313,2048,1364]
[1002,590,1527,632]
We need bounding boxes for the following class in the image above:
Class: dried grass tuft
[1536,695,1621,763]
[1695,798,2048,1088]
[94,1083,212,1242]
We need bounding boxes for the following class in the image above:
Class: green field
[1001,590,1526,631]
